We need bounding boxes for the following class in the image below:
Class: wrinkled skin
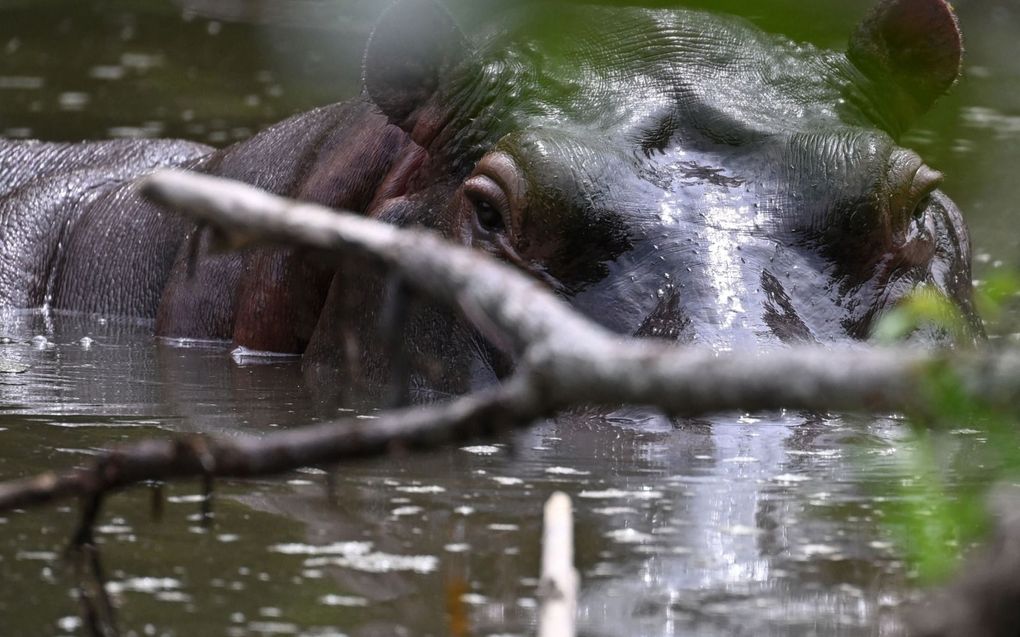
[0,0,982,402]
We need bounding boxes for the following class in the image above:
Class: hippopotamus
[0,0,981,401]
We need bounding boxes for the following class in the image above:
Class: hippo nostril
[634,288,692,341]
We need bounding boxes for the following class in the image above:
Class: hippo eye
[464,174,509,234]
[473,199,504,232]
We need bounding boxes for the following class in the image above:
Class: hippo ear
[363,0,466,130]
[848,0,962,131]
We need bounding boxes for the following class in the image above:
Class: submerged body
[0,0,980,399]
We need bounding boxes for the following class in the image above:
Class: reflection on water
[1,0,1017,635]
[0,311,975,636]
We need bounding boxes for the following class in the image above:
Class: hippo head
[305,0,981,400]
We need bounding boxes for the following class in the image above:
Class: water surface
[0,1,1017,635]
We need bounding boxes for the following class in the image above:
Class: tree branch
[0,377,542,511]
[1,169,1019,513]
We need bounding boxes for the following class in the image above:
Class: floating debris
[89,65,126,80]
[56,617,82,632]
[773,473,812,484]
[800,544,841,558]
[592,507,638,515]
[319,594,368,607]
[58,92,90,111]
[15,550,57,561]
[460,445,502,455]
[245,621,296,634]
[545,466,591,476]
[605,528,655,544]
[270,542,372,556]
[231,346,300,365]
[726,525,763,537]
[391,506,423,517]
[106,577,181,594]
[492,476,524,486]
[0,358,28,373]
[167,494,208,504]
[304,550,438,574]
[578,488,663,500]
[395,485,445,494]
[0,75,44,89]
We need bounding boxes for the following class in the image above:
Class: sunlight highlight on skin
[704,200,752,333]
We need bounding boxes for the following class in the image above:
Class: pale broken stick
[538,492,578,637]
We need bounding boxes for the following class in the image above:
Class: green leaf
[871,286,968,345]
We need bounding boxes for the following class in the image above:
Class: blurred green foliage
[870,286,971,345]
[871,277,1020,582]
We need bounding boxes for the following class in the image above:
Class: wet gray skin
[383,2,980,352]
[303,0,985,399]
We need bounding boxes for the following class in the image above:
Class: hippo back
[0,139,210,312]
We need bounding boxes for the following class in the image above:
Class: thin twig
[68,495,119,637]
[0,378,541,511]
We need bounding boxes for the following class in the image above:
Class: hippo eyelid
[903,164,942,220]
[472,151,528,207]
[464,174,510,233]
[466,151,529,236]
[909,164,943,199]
[886,149,942,222]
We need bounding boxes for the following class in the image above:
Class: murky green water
[0,1,1017,636]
